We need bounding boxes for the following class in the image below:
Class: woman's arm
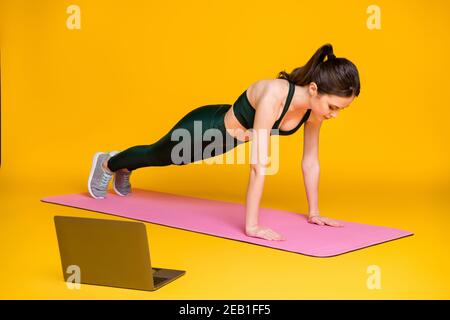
[302,118,343,227]
[245,86,284,241]
[302,118,322,215]
[302,162,321,215]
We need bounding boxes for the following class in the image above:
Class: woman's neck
[291,84,311,111]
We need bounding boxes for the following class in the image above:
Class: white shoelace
[99,172,113,188]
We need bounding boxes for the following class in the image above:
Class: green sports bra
[232,80,312,136]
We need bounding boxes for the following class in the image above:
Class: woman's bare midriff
[223,106,254,142]
[223,79,309,142]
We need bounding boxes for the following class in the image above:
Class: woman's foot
[245,225,284,241]
[87,152,114,199]
[109,151,132,196]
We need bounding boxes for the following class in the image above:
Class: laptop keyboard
[153,276,167,286]
[152,268,168,286]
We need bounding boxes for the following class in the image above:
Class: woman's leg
[106,104,244,172]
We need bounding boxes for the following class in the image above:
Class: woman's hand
[246,225,285,241]
[307,214,344,227]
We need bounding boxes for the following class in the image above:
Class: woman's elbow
[301,159,320,169]
[250,164,268,176]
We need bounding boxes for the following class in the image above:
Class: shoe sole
[88,151,107,199]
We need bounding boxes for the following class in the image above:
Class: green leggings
[107,104,246,172]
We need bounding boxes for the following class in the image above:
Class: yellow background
[0,0,449,299]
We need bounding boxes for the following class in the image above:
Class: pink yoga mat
[41,189,413,257]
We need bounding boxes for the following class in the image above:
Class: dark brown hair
[277,43,360,97]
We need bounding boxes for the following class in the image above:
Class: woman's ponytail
[278,43,360,97]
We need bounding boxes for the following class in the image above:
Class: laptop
[54,215,186,291]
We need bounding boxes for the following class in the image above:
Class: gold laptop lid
[54,216,154,291]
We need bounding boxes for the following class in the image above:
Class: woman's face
[308,82,355,120]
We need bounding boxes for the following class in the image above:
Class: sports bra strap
[274,80,295,129]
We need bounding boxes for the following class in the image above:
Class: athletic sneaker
[87,152,114,199]
[109,150,132,196]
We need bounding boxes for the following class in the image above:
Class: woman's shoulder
[246,79,287,107]
[248,78,287,93]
